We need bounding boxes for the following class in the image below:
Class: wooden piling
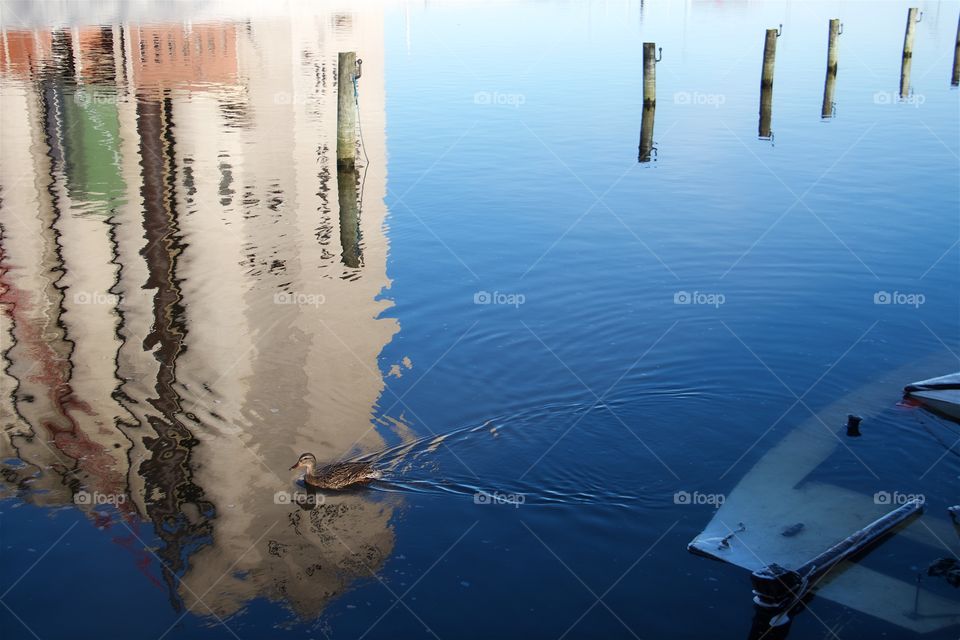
[337,51,357,170]
[638,107,655,162]
[639,42,657,162]
[821,19,840,118]
[952,12,959,86]
[642,42,656,109]
[337,165,361,268]
[759,28,777,139]
[900,8,919,98]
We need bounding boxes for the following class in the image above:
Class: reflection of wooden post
[639,42,657,162]
[337,51,357,170]
[759,29,777,139]
[639,108,655,162]
[821,19,840,118]
[900,8,919,98]
[337,166,361,268]
[952,13,960,86]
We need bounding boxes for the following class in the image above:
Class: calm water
[1,1,958,638]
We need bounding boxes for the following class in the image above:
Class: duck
[289,452,381,490]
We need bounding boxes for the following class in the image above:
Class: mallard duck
[289,453,381,490]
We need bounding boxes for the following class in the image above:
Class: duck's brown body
[305,461,381,489]
[290,454,381,490]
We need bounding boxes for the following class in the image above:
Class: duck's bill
[289,463,298,470]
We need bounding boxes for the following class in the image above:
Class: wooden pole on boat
[900,8,919,98]
[821,19,840,118]
[952,12,960,86]
[751,499,924,625]
[759,27,778,139]
[639,43,658,162]
[337,51,357,170]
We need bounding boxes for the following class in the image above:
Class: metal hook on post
[355,58,363,80]
[775,24,783,37]
[838,22,843,35]
[655,47,662,63]
[915,10,923,23]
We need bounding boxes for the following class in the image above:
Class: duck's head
[290,452,317,471]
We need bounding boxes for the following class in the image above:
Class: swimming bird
[289,453,381,490]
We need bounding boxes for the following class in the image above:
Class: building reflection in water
[0,9,401,621]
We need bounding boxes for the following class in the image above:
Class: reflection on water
[759,27,778,140]
[637,42,657,163]
[2,2,959,638]
[821,19,840,119]
[0,10,401,620]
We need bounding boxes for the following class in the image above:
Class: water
[0,1,958,638]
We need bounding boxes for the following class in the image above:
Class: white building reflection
[1,6,401,620]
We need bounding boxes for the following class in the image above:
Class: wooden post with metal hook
[759,26,779,139]
[900,8,920,98]
[821,19,841,118]
[337,51,358,170]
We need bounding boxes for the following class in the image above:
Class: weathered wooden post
[337,164,361,268]
[952,12,959,86]
[821,19,841,118]
[638,42,658,162]
[759,27,778,139]
[900,8,919,98]
[642,42,657,109]
[337,51,358,170]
